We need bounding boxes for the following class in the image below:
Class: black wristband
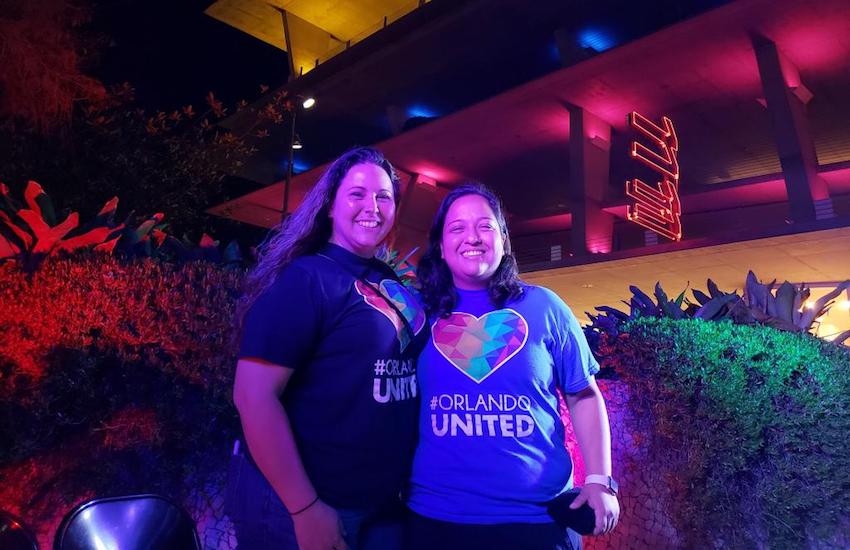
[290,496,320,516]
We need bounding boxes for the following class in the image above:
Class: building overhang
[209,0,850,269]
[205,0,429,77]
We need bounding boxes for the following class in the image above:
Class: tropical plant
[604,317,850,549]
[0,180,125,269]
[585,271,850,347]
[1,80,292,237]
[743,270,849,335]
[378,247,419,287]
[0,180,246,270]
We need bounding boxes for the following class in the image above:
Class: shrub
[584,274,850,351]
[0,253,242,540]
[603,318,850,548]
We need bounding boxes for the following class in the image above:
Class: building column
[753,36,831,222]
[391,173,443,256]
[568,106,614,255]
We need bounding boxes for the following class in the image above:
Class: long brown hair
[417,183,523,317]
[235,146,401,333]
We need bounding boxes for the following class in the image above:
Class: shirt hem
[407,502,553,525]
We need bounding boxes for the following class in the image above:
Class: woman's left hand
[569,483,620,536]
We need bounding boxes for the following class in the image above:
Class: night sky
[91,0,288,112]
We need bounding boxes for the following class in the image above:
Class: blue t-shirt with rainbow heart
[408,285,599,524]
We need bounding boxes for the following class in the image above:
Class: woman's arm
[234,358,348,550]
[563,378,620,536]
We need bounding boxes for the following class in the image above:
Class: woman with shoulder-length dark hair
[229,147,428,550]
[407,183,619,550]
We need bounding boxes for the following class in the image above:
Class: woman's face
[440,193,505,290]
[329,162,396,257]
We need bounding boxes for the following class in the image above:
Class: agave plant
[585,283,686,343]
[155,233,244,267]
[689,278,753,324]
[743,270,850,333]
[0,181,125,270]
[0,181,246,270]
[585,272,850,347]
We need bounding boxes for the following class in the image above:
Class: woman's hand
[569,483,620,536]
[292,499,349,550]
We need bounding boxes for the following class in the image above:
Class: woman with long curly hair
[229,147,428,550]
[407,183,619,550]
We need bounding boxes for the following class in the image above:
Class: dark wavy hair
[236,146,401,332]
[418,183,523,317]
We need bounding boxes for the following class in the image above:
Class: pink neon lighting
[628,111,679,181]
[626,112,683,241]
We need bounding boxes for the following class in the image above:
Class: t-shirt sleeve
[547,290,600,393]
[238,264,323,368]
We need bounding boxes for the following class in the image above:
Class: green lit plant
[605,318,850,548]
[585,272,850,347]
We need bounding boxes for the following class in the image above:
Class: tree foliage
[0,0,106,132]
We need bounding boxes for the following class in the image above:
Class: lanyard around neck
[317,253,417,346]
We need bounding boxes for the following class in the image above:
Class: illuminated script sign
[626,111,682,241]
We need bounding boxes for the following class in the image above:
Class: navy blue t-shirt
[239,243,428,509]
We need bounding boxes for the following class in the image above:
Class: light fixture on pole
[282,94,315,221]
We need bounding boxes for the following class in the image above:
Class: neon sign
[626,111,682,241]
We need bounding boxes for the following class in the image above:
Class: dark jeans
[225,450,404,549]
[405,510,581,550]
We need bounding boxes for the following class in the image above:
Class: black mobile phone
[545,489,596,535]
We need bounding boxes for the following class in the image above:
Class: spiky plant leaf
[707,278,724,299]
[21,211,79,254]
[799,281,850,331]
[594,306,630,322]
[745,271,774,314]
[674,289,687,309]
[23,181,53,224]
[629,285,658,315]
[0,210,33,249]
[654,282,669,307]
[56,224,126,253]
[692,288,712,306]
[773,281,797,324]
[695,293,739,321]
[792,284,809,326]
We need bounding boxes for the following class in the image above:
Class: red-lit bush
[0,253,242,545]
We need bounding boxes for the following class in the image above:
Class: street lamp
[282,95,316,220]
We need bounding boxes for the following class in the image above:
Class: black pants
[225,450,405,549]
[405,510,581,550]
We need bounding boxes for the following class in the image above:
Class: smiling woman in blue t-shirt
[230,147,427,550]
[407,183,620,550]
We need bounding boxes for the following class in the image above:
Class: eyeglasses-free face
[440,194,505,290]
[329,163,396,258]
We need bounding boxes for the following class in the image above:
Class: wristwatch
[585,474,619,496]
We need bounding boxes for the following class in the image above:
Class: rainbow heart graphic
[355,279,425,351]
[432,309,528,383]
